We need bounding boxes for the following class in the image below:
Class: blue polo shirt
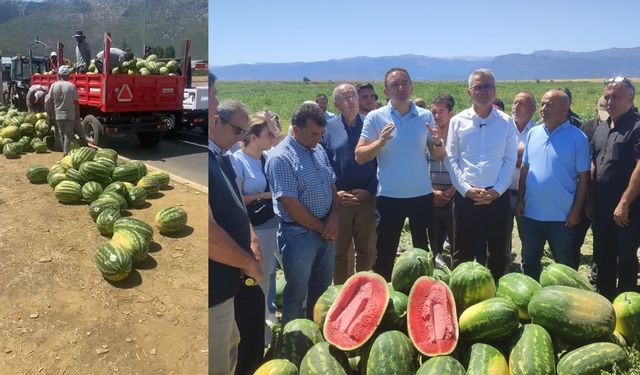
[523,121,590,221]
[322,115,378,195]
[266,135,336,223]
[360,101,434,198]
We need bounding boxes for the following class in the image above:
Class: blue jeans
[520,216,576,280]
[278,223,335,325]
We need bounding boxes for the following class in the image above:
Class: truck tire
[137,132,163,147]
[83,115,104,147]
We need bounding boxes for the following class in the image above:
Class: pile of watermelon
[0,107,54,158]
[24,146,189,283]
[257,248,640,375]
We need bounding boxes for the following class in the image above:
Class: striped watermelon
[366,330,417,375]
[48,172,67,188]
[95,242,132,281]
[254,359,298,375]
[449,261,496,314]
[112,164,141,183]
[35,119,49,134]
[19,123,34,136]
[26,165,49,183]
[113,217,154,241]
[71,146,96,169]
[539,263,593,291]
[391,248,434,294]
[137,176,160,195]
[508,324,554,375]
[60,154,74,170]
[275,319,324,368]
[496,273,541,321]
[416,356,465,375]
[131,161,147,179]
[48,163,65,176]
[127,186,147,208]
[528,285,615,343]
[612,291,640,346]
[81,181,104,203]
[458,297,519,342]
[94,157,117,174]
[64,168,87,185]
[467,343,508,375]
[111,227,149,264]
[79,161,112,182]
[96,208,122,236]
[298,342,350,375]
[312,285,341,328]
[104,181,129,199]
[54,180,83,204]
[145,170,170,188]
[95,148,118,162]
[380,289,408,332]
[98,191,128,210]
[155,206,188,234]
[33,141,48,153]
[89,197,122,221]
[556,342,629,375]
[3,142,20,158]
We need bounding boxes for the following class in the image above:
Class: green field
[217,80,632,126]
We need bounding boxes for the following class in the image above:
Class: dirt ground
[0,150,208,374]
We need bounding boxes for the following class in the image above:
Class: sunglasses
[220,116,247,136]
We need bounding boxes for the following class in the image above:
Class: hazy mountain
[213,48,640,81]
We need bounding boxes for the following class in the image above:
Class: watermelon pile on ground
[0,107,55,157]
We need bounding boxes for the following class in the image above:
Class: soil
[0,150,208,374]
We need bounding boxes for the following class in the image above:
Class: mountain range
[214,48,640,81]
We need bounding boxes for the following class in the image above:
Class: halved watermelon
[407,276,458,356]
[323,272,389,351]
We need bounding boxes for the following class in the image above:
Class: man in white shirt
[446,68,517,280]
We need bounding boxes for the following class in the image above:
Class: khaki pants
[334,198,376,284]
[56,119,86,155]
[209,298,240,375]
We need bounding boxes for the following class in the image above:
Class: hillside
[0,0,207,60]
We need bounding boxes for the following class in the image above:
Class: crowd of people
[209,68,640,374]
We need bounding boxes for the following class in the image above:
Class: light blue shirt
[231,150,267,195]
[266,135,336,223]
[360,101,434,198]
[523,121,591,221]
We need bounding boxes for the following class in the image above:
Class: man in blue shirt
[355,67,444,280]
[323,83,378,284]
[266,102,340,324]
[516,89,590,280]
[316,93,336,121]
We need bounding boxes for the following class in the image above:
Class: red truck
[31,32,190,147]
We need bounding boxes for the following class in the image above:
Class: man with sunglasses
[446,68,517,280]
[591,76,640,299]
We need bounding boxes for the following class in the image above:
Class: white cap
[34,91,45,102]
[58,65,70,76]
[50,51,57,57]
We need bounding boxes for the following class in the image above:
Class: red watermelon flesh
[408,276,459,356]
[323,272,389,351]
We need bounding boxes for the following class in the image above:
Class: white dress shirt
[445,106,518,196]
[510,119,536,190]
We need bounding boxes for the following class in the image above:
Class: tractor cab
[5,54,51,110]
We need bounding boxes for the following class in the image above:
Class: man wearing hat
[74,31,91,73]
[26,84,47,113]
[45,66,83,155]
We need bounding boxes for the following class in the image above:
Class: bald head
[540,89,570,128]
[333,83,359,122]
[511,91,537,127]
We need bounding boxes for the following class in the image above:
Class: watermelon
[64,168,87,185]
[95,148,118,162]
[449,261,496,314]
[145,170,170,188]
[112,217,154,241]
[458,297,519,343]
[112,164,141,183]
[35,119,49,134]
[26,165,49,183]
[79,161,112,182]
[391,248,434,294]
[155,206,188,234]
[508,324,554,375]
[539,263,593,291]
[298,341,349,375]
[0,125,20,140]
[104,181,129,199]
[407,276,458,356]
[312,285,341,328]
[556,342,629,375]
[254,359,298,375]
[528,285,615,343]
[111,228,149,265]
[137,175,160,195]
[127,186,147,208]
[380,289,408,332]
[496,273,541,321]
[19,123,35,136]
[54,180,83,204]
[275,319,323,368]
[71,146,96,169]
[60,154,74,170]
[366,330,417,375]
[416,356,466,375]
[99,191,128,210]
[323,272,389,351]
[3,143,20,158]
[131,161,147,179]
[47,172,67,188]
[33,141,48,153]
[81,181,103,203]
[94,157,117,173]
[433,260,452,284]
[89,198,122,221]
[612,291,640,345]
[95,242,132,281]
[96,208,122,236]
[467,343,508,375]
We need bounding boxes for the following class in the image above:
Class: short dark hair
[209,71,217,87]
[431,93,455,112]
[356,82,375,93]
[315,93,328,101]
[492,98,505,111]
[292,103,326,128]
[558,87,572,103]
[384,67,411,88]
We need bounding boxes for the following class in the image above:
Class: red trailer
[31,32,190,147]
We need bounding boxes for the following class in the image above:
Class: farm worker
[49,51,58,71]
[355,67,444,281]
[265,102,340,326]
[590,77,640,300]
[445,68,518,281]
[322,83,378,284]
[209,93,264,373]
[94,48,133,72]
[428,93,457,268]
[516,89,590,280]
[73,30,91,73]
[560,87,582,127]
[26,84,47,113]
[356,82,378,120]
[315,93,335,121]
[44,65,83,155]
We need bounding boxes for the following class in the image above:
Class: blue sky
[210,0,639,66]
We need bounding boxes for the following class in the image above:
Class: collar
[388,100,418,117]
[341,114,363,128]
[544,120,570,134]
[610,108,639,128]
[287,134,317,152]
[470,106,496,121]
[208,139,224,154]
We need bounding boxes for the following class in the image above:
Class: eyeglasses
[220,116,248,136]
[470,83,495,92]
[336,94,358,102]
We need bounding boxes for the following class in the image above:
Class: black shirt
[209,147,252,307]
[580,118,603,143]
[592,108,640,210]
